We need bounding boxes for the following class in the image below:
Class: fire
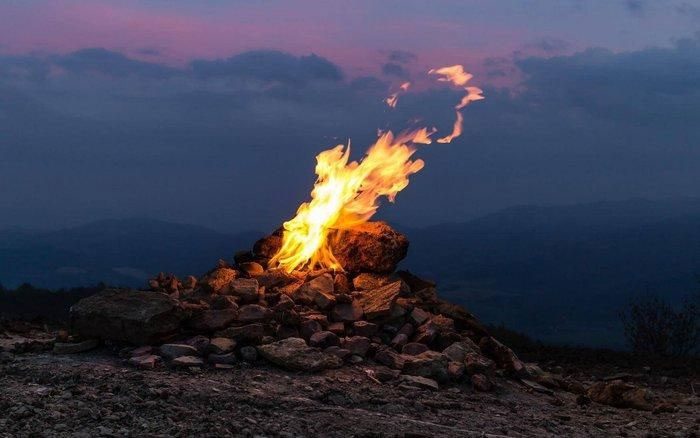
[271,65,483,272]
[385,81,411,108]
[429,65,484,143]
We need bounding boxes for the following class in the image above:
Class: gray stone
[160,344,199,359]
[239,346,258,362]
[208,353,237,365]
[188,308,238,332]
[257,337,343,372]
[208,337,236,354]
[401,375,439,390]
[70,289,183,345]
[53,339,99,354]
[171,355,204,368]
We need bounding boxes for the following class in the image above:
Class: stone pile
[69,221,552,391]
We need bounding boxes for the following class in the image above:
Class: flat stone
[257,338,343,372]
[402,342,429,356]
[309,331,340,349]
[479,336,528,377]
[332,302,364,322]
[409,307,430,326]
[208,352,237,365]
[352,321,378,337]
[442,341,480,363]
[352,273,393,291]
[324,346,352,361]
[294,274,334,304]
[357,281,406,319]
[53,339,99,355]
[587,380,653,411]
[226,278,259,303]
[257,268,297,289]
[464,352,495,375]
[130,346,153,357]
[208,337,236,354]
[171,355,204,368]
[129,354,160,369]
[160,344,199,359]
[402,351,450,382]
[374,347,405,370]
[237,304,272,322]
[401,375,439,391]
[342,336,371,357]
[188,308,239,332]
[70,289,184,345]
[215,323,266,342]
[327,322,345,336]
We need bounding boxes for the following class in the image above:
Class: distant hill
[2,199,699,348]
[0,218,261,289]
[403,198,700,348]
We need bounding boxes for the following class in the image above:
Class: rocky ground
[0,346,698,438]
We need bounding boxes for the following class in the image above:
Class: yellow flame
[271,65,482,272]
[429,65,484,143]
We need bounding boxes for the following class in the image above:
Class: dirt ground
[1,348,698,438]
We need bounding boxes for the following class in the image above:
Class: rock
[479,336,528,377]
[328,322,346,336]
[357,281,407,319]
[332,302,364,322]
[653,402,677,414]
[237,304,272,322]
[294,274,334,304]
[276,325,299,339]
[257,268,297,289]
[433,301,489,338]
[402,342,429,356]
[352,273,393,291]
[352,321,378,337]
[226,278,259,303]
[239,262,264,277]
[390,333,408,350]
[129,354,160,369]
[211,295,239,310]
[160,344,200,359]
[401,375,439,391]
[464,352,495,375]
[442,340,479,363]
[300,320,323,340]
[171,356,204,368]
[274,294,295,312]
[53,339,99,354]
[130,346,153,357]
[409,307,430,326]
[309,331,340,349]
[402,351,450,382]
[188,308,239,332]
[330,222,409,273]
[257,338,343,372]
[215,323,266,342]
[200,268,238,293]
[374,347,405,370]
[324,346,352,361]
[521,379,554,395]
[333,273,351,294]
[448,361,466,380]
[184,335,211,354]
[208,353,237,365]
[396,270,436,295]
[343,336,371,357]
[374,366,401,382]
[239,346,258,362]
[253,228,283,259]
[471,374,493,392]
[208,337,236,354]
[587,380,653,411]
[70,289,183,345]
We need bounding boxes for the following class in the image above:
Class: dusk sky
[2,0,700,232]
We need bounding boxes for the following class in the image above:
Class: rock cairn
[70,221,555,391]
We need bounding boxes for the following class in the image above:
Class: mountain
[403,198,700,348]
[2,199,699,348]
[0,218,261,289]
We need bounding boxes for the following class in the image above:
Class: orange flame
[385,81,411,108]
[429,65,484,143]
[271,65,482,272]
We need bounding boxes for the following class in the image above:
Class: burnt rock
[200,268,238,293]
[160,344,199,359]
[294,274,334,304]
[333,273,351,294]
[70,289,183,345]
[357,281,407,319]
[330,222,409,273]
[587,380,653,411]
[479,336,528,378]
[257,269,297,289]
[215,323,266,343]
[402,342,429,356]
[332,301,364,322]
[225,278,259,303]
[237,304,273,323]
[257,337,343,372]
[187,308,239,332]
[352,321,378,337]
[252,228,283,259]
[208,337,236,355]
[239,262,264,277]
[327,322,346,336]
[309,331,340,349]
[352,273,393,291]
[402,350,450,382]
[342,336,371,357]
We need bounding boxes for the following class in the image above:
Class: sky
[1,0,700,233]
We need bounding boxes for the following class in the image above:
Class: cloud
[381,62,409,78]
[386,50,416,64]
[624,0,646,16]
[525,37,570,54]
[676,3,700,21]
[56,48,178,79]
[190,50,343,84]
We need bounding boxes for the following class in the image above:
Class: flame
[385,81,411,108]
[271,65,482,272]
[429,65,484,143]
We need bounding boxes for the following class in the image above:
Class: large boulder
[257,337,343,371]
[70,289,184,345]
[253,221,408,273]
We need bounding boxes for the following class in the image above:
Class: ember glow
[271,65,483,272]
